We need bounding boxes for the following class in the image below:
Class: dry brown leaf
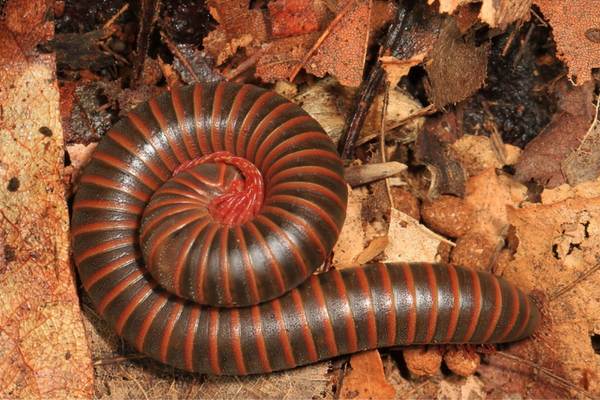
[562,98,600,185]
[451,135,521,177]
[403,347,442,377]
[292,77,352,143]
[0,0,93,397]
[514,81,596,188]
[429,0,531,28]
[268,0,320,38]
[415,129,467,198]
[425,19,490,108]
[535,0,600,84]
[383,208,443,263]
[304,0,372,87]
[339,351,395,400]
[355,236,389,264]
[332,186,368,268]
[436,375,485,400]
[541,176,600,204]
[481,196,600,397]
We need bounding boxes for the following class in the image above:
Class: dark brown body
[71,82,540,375]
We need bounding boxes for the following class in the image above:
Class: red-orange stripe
[251,306,272,372]
[184,306,201,371]
[115,281,157,335]
[445,264,461,342]
[160,301,184,363]
[208,309,221,374]
[290,289,318,362]
[229,309,247,375]
[402,263,417,344]
[356,268,378,348]
[135,294,168,351]
[271,299,296,368]
[310,275,338,356]
[234,226,260,304]
[463,269,482,342]
[498,284,520,342]
[97,270,144,315]
[377,263,396,346]
[331,270,358,352]
[424,263,438,343]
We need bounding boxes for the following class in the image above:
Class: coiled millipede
[72,82,540,375]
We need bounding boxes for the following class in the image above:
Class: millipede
[71,82,540,375]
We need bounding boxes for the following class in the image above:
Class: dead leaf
[415,129,467,198]
[355,236,389,264]
[339,351,395,400]
[451,135,521,176]
[534,0,600,84]
[561,97,600,185]
[430,0,531,28]
[303,0,372,87]
[332,186,368,268]
[425,19,490,108]
[268,0,320,38]
[383,208,443,263]
[483,196,600,397]
[514,81,597,188]
[0,0,93,397]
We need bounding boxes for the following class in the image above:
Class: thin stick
[492,351,594,399]
[379,80,395,209]
[549,262,600,301]
[160,31,200,83]
[354,104,436,146]
[93,353,148,366]
[102,3,130,30]
[224,43,273,81]
[288,0,360,82]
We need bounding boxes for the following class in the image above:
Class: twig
[513,21,535,67]
[93,353,148,366]
[102,3,129,30]
[549,262,600,301]
[120,365,150,400]
[288,0,360,82]
[159,31,201,83]
[337,2,413,159]
[132,0,162,85]
[379,80,395,209]
[223,43,273,81]
[491,351,594,399]
[344,162,407,187]
[354,104,436,146]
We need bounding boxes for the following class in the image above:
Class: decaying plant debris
[0,0,599,398]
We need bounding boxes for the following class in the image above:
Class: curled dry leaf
[534,0,600,84]
[415,129,467,198]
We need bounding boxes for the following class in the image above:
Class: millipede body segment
[72,82,540,375]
